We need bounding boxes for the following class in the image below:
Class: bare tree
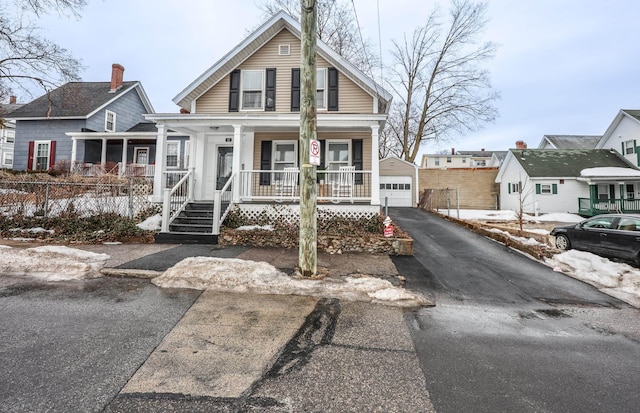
[257,0,376,73]
[385,0,499,163]
[0,0,86,102]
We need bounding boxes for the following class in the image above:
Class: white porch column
[232,124,242,203]
[370,124,381,206]
[71,138,77,171]
[120,138,128,176]
[152,124,167,202]
[101,138,108,171]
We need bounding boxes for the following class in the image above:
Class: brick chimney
[9,95,16,104]
[515,140,527,149]
[109,64,125,93]
[451,147,455,155]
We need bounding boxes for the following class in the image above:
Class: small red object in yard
[384,224,394,237]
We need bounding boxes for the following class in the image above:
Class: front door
[216,146,233,190]
[134,147,149,165]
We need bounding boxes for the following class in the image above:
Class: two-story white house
[0,96,21,169]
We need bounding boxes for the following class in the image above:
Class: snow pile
[0,245,110,281]
[137,214,162,231]
[438,209,584,224]
[487,228,543,246]
[236,225,274,231]
[581,167,640,177]
[152,256,430,307]
[546,250,640,307]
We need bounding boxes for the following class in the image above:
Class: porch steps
[154,202,218,244]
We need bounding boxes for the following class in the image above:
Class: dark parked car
[550,214,640,264]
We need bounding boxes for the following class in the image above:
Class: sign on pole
[310,139,320,166]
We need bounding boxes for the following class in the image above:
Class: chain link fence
[0,178,153,219]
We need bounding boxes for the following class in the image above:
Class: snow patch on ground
[0,245,110,281]
[545,250,640,307]
[137,214,162,231]
[152,256,430,307]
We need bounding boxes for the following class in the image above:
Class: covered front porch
[146,113,384,241]
[577,168,640,216]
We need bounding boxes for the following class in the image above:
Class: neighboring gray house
[0,96,22,169]
[8,64,159,173]
[537,135,601,149]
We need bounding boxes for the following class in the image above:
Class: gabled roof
[380,155,418,169]
[0,103,23,117]
[595,109,640,149]
[457,150,504,157]
[7,81,154,119]
[538,135,600,149]
[508,149,637,178]
[173,11,392,112]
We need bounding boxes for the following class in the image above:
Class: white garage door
[379,176,413,207]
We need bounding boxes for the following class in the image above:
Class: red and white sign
[310,139,321,166]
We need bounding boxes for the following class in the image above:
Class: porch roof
[144,113,387,135]
[577,166,640,183]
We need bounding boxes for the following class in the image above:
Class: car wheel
[555,234,571,251]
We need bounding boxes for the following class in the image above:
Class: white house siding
[195,29,374,115]
[598,115,640,167]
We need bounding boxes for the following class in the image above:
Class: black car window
[583,217,617,229]
[617,218,640,231]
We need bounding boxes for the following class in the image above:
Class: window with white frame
[317,68,327,109]
[273,141,297,170]
[626,184,635,200]
[241,70,264,110]
[597,184,610,200]
[624,140,635,155]
[326,140,350,170]
[3,152,12,166]
[6,131,14,143]
[105,110,116,132]
[166,141,180,168]
[34,141,50,171]
[510,182,521,193]
[540,184,552,194]
[434,157,440,166]
[278,44,291,55]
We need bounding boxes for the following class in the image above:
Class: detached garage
[379,156,419,207]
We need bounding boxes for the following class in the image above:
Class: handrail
[161,168,193,232]
[213,172,236,235]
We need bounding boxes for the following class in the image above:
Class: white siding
[599,116,640,166]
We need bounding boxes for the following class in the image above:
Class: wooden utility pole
[299,0,318,277]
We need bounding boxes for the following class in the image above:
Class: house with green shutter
[146,11,392,243]
[495,149,640,216]
[595,109,640,166]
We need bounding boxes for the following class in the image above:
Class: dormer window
[105,110,116,132]
[241,70,264,110]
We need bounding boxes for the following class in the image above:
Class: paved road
[391,208,640,413]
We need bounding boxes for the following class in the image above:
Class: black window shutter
[265,68,276,111]
[609,184,616,199]
[229,69,240,112]
[328,67,339,111]
[352,139,363,184]
[260,141,272,185]
[291,68,300,112]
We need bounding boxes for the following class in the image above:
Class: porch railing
[239,169,372,203]
[578,197,640,216]
[161,168,194,232]
[213,172,236,235]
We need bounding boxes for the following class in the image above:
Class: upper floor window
[624,140,635,155]
[446,157,452,163]
[317,68,327,109]
[434,157,440,166]
[241,70,264,110]
[105,110,116,132]
[6,131,14,143]
[540,184,552,194]
[278,44,291,55]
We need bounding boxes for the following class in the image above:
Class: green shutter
[552,183,557,194]
[622,142,625,155]
[590,185,598,200]
[508,183,511,194]
[535,184,541,194]
[609,184,615,199]
[634,140,637,154]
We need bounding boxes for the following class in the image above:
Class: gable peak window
[278,44,291,55]
[105,110,116,132]
[241,70,264,110]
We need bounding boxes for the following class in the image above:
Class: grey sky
[28,0,640,157]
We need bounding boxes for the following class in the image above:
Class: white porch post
[101,138,108,172]
[370,125,381,206]
[71,138,77,171]
[120,138,128,176]
[232,124,242,203]
[153,124,167,202]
